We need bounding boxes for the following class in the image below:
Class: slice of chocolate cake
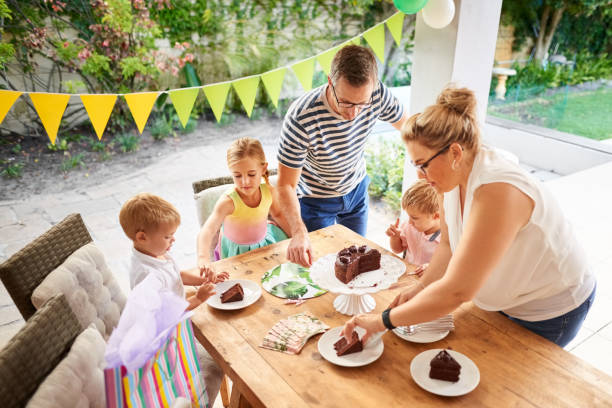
[220,283,244,303]
[429,349,461,382]
[333,331,363,356]
[334,245,382,284]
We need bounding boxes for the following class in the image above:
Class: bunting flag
[261,68,286,108]
[124,92,159,134]
[80,94,117,140]
[29,93,71,144]
[0,90,22,125]
[202,82,231,122]
[169,88,200,128]
[291,58,315,92]
[316,46,340,76]
[232,76,260,118]
[6,12,406,136]
[363,23,386,63]
[386,12,405,46]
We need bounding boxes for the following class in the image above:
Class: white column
[403,0,502,190]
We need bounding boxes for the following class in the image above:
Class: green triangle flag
[202,82,231,122]
[386,12,405,46]
[169,88,200,128]
[291,58,315,92]
[363,23,386,63]
[350,37,361,46]
[261,68,286,108]
[232,76,260,118]
[316,46,340,76]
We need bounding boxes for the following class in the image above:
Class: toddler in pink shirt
[386,179,441,274]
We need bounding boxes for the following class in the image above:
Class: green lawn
[488,87,612,141]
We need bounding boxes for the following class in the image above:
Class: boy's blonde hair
[402,179,439,215]
[227,137,270,183]
[119,193,180,240]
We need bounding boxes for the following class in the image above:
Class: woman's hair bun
[436,85,477,118]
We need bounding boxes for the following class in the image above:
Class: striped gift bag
[104,318,209,408]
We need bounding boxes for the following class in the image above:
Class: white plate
[309,253,406,296]
[317,326,384,367]
[392,327,450,343]
[206,279,262,310]
[410,349,480,396]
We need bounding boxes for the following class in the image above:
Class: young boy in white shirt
[119,193,228,404]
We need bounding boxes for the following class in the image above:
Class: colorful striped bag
[104,318,209,408]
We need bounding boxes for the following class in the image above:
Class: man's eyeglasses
[413,144,451,175]
[330,82,373,109]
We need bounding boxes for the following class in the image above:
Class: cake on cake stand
[309,253,406,315]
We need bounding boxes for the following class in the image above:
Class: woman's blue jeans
[299,175,370,236]
[500,284,596,348]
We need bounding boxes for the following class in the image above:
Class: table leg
[229,383,253,408]
[220,375,231,407]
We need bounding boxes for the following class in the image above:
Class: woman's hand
[341,313,386,345]
[388,283,423,309]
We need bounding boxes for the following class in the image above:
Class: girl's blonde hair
[402,85,481,151]
[402,179,439,215]
[227,137,270,183]
[119,193,180,240]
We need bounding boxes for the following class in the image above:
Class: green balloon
[393,0,429,14]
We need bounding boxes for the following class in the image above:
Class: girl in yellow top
[198,138,290,278]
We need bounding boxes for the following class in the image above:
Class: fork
[397,315,455,335]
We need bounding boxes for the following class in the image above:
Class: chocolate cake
[220,283,244,303]
[334,245,381,284]
[333,332,363,356]
[429,350,461,382]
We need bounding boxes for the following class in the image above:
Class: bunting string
[0,12,405,143]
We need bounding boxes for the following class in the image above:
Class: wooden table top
[192,224,612,407]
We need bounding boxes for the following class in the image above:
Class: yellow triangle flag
[363,23,386,63]
[202,83,231,123]
[386,12,405,46]
[291,58,315,92]
[124,92,159,134]
[232,76,260,118]
[80,94,117,140]
[169,88,200,128]
[316,47,340,76]
[261,68,286,108]
[29,93,71,145]
[0,90,22,125]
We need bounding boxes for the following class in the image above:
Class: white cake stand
[309,253,406,315]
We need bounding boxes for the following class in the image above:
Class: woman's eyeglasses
[413,144,451,175]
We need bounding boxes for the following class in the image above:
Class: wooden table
[192,224,612,407]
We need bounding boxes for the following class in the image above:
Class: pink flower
[102,40,109,47]
[184,53,194,62]
[63,41,69,48]
[171,66,179,76]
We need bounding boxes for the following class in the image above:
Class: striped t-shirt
[277,81,404,197]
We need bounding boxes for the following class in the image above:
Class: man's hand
[287,230,313,267]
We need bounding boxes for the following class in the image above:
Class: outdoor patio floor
[1,124,611,402]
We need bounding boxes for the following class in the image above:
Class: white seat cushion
[26,326,106,408]
[31,243,126,339]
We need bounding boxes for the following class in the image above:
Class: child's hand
[212,271,230,284]
[385,218,401,237]
[413,263,428,277]
[196,283,216,302]
[199,259,214,280]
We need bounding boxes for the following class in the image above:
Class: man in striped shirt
[277,45,408,266]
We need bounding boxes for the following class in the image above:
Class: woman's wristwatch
[382,308,396,330]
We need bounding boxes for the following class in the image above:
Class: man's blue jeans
[500,283,596,348]
[299,176,370,236]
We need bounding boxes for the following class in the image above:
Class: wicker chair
[0,213,92,320]
[0,294,82,408]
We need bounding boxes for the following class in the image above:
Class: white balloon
[422,0,455,29]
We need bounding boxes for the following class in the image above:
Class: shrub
[1,161,24,178]
[60,153,85,171]
[150,116,174,140]
[47,139,69,152]
[115,133,140,153]
[89,139,107,152]
[365,136,406,212]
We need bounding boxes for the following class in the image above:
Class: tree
[502,0,610,63]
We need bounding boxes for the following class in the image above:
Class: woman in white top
[342,85,596,347]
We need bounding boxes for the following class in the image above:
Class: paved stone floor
[1,127,611,406]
